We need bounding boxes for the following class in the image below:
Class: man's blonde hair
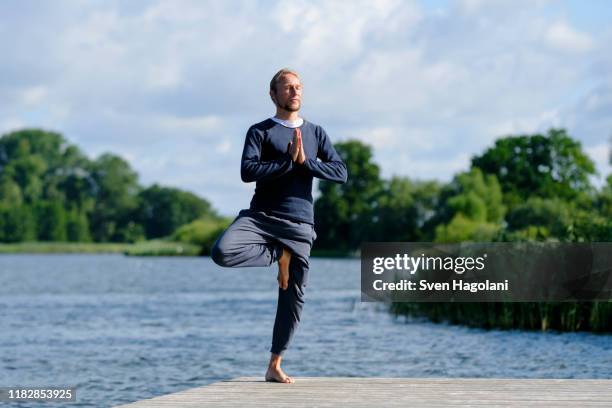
[270,68,300,94]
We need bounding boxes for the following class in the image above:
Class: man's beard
[281,100,300,112]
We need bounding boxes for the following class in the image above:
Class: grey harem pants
[210,208,317,356]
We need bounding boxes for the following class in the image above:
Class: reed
[390,301,612,332]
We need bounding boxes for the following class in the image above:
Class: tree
[431,168,505,242]
[314,140,383,252]
[35,200,67,241]
[135,184,217,239]
[471,128,596,207]
[88,153,141,242]
[0,128,222,243]
[65,207,92,242]
[371,177,442,242]
[502,197,572,241]
[0,129,97,242]
[0,204,36,242]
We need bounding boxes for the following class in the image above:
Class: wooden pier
[114,376,612,407]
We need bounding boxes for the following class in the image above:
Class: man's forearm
[241,152,294,182]
[300,158,348,184]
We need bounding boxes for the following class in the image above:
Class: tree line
[1,127,610,247]
[0,129,221,243]
[314,128,611,251]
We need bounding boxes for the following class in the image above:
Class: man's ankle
[274,244,286,263]
[268,353,282,369]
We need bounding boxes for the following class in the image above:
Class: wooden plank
[114,377,612,407]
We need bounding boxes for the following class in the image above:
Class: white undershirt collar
[270,116,304,128]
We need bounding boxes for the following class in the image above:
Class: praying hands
[287,128,306,165]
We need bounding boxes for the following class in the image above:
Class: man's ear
[269,90,277,105]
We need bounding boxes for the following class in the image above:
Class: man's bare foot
[277,247,291,290]
[265,366,295,384]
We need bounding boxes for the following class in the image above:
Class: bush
[171,216,232,255]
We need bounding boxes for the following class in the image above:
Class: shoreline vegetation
[1,128,610,333]
[0,240,358,257]
[391,301,612,333]
[0,240,202,256]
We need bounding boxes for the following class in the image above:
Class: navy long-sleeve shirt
[240,118,348,225]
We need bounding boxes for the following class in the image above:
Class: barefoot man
[211,68,348,383]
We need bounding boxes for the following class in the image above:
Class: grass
[124,239,201,256]
[0,240,201,256]
[390,301,612,333]
[0,240,355,258]
[311,248,360,258]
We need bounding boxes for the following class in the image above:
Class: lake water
[0,254,610,407]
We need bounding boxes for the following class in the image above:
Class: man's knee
[211,236,228,266]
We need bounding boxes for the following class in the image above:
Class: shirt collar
[270,116,304,128]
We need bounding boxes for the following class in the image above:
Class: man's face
[271,74,302,112]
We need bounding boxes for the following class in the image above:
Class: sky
[1,0,611,217]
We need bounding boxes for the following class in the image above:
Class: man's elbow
[329,171,348,184]
[240,167,255,183]
[337,164,348,184]
[340,172,348,184]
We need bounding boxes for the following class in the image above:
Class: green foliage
[595,174,612,219]
[435,214,502,243]
[370,177,442,242]
[0,128,220,244]
[471,128,596,205]
[391,301,612,332]
[65,207,92,242]
[503,197,572,240]
[88,153,141,242]
[314,140,384,251]
[135,184,217,240]
[0,204,36,242]
[431,168,505,242]
[171,216,232,255]
[35,200,67,241]
[564,212,612,241]
[0,241,132,253]
[123,239,201,256]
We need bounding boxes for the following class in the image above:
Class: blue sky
[1,0,611,217]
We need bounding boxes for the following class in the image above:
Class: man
[211,68,348,383]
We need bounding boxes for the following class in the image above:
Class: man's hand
[286,128,306,164]
[296,128,306,165]
[287,130,300,162]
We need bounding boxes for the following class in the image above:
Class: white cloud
[483,109,563,139]
[586,143,610,165]
[155,114,222,133]
[215,140,231,154]
[146,62,183,89]
[0,118,26,134]
[545,20,594,53]
[349,125,438,152]
[20,86,47,106]
[1,0,610,216]
[380,150,472,182]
